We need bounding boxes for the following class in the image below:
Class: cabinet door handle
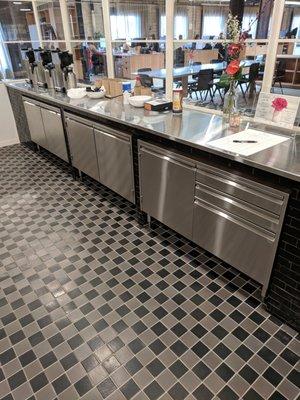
[95,128,129,143]
[43,109,59,116]
[24,101,37,107]
[66,117,92,129]
[140,147,195,170]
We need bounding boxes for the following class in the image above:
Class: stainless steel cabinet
[138,141,195,240]
[40,107,68,162]
[65,115,99,181]
[23,97,68,162]
[23,100,47,148]
[192,162,289,296]
[95,127,135,203]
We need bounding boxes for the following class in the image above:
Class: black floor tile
[0,145,298,400]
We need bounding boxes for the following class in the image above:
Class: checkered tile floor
[0,144,299,400]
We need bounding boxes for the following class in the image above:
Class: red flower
[227,43,241,57]
[272,97,288,112]
[226,60,240,76]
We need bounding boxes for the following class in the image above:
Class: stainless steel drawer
[196,162,284,215]
[195,183,279,234]
[192,198,276,288]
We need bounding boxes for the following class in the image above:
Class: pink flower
[188,51,194,60]
[227,43,241,57]
[272,97,288,112]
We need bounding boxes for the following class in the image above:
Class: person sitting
[214,32,225,60]
[149,34,160,53]
[203,43,212,50]
[192,34,200,50]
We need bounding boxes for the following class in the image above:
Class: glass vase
[223,80,238,118]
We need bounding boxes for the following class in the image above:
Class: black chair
[272,60,286,94]
[137,68,163,92]
[238,62,260,99]
[174,47,184,67]
[211,77,229,103]
[211,59,222,77]
[188,69,214,102]
[137,67,153,87]
[191,61,202,81]
[91,53,105,75]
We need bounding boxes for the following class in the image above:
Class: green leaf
[234,68,243,81]
[218,74,231,87]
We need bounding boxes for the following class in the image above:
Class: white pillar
[32,0,43,47]
[59,0,72,52]
[102,0,114,78]
[165,0,175,100]
[261,0,285,92]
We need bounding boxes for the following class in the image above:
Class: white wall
[0,83,19,148]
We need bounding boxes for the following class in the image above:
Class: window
[0,0,37,41]
[160,15,188,39]
[202,6,228,38]
[36,0,64,41]
[110,14,141,40]
[0,0,39,79]
[292,13,300,38]
[67,0,104,40]
[202,15,223,37]
[242,7,258,39]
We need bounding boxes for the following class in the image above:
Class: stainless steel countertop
[6,81,300,182]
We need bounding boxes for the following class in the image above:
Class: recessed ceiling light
[13,2,22,4]
[20,8,31,11]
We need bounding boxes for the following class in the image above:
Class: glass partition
[112,40,165,82]
[264,1,300,127]
[175,39,264,117]
[0,0,38,41]
[71,41,107,82]
[67,0,104,40]
[0,41,40,79]
[36,0,64,40]
[109,0,165,41]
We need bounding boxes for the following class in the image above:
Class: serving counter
[5,81,300,331]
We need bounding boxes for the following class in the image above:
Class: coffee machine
[60,51,77,90]
[34,48,47,88]
[40,50,55,89]
[50,50,65,92]
[24,49,38,86]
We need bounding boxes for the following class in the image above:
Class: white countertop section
[208,129,290,156]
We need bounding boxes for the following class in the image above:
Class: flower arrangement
[188,50,194,67]
[219,13,245,116]
[219,13,244,90]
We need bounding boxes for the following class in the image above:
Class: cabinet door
[139,143,195,240]
[66,117,99,181]
[40,107,68,162]
[94,128,135,203]
[23,100,47,148]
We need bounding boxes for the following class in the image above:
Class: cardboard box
[144,99,173,111]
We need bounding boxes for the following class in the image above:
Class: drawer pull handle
[194,198,275,241]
